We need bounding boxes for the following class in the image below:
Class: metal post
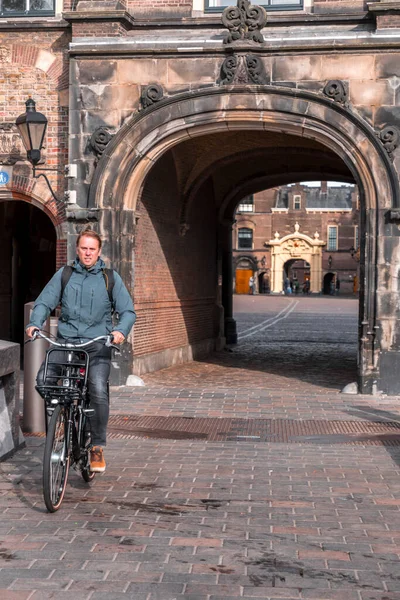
[23,302,48,433]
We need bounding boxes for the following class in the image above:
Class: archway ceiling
[168,130,354,217]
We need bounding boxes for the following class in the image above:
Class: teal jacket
[28,258,136,340]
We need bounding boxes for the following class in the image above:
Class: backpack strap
[60,265,74,301]
[102,268,115,308]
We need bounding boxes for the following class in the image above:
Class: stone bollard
[0,340,24,460]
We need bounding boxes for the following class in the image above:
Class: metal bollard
[23,303,50,433]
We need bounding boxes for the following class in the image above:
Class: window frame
[293,194,301,210]
[327,225,338,252]
[0,0,55,17]
[238,227,253,250]
[237,195,254,213]
[205,0,303,12]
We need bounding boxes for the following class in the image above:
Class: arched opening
[90,87,399,393]
[258,272,270,295]
[0,200,56,347]
[323,272,336,295]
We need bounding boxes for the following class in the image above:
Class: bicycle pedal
[82,408,95,417]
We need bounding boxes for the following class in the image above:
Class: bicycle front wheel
[43,404,70,512]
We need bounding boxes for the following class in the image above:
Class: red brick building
[233,182,360,296]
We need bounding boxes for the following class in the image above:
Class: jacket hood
[73,257,106,274]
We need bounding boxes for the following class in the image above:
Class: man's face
[77,235,101,269]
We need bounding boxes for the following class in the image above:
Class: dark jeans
[37,341,112,447]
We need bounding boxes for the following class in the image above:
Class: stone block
[350,80,394,107]
[117,59,167,85]
[376,54,400,79]
[0,340,24,461]
[81,110,121,134]
[322,55,375,81]
[77,60,117,85]
[375,106,400,129]
[167,58,220,85]
[272,56,322,82]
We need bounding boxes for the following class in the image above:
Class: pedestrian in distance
[249,275,255,295]
[284,276,292,295]
[336,278,340,295]
[26,228,136,473]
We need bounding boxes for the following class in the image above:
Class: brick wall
[133,152,218,357]
[126,0,192,17]
[313,0,367,13]
[0,30,70,230]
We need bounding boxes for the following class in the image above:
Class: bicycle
[28,331,119,513]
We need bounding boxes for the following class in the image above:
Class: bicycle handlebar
[30,330,120,352]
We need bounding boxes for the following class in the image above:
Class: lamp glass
[17,122,31,153]
[28,120,47,152]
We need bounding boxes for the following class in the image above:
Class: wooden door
[236,269,252,294]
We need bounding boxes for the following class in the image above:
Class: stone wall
[0,340,23,460]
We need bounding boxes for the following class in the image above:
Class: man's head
[76,229,102,269]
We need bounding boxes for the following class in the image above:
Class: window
[327,226,338,251]
[0,0,54,17]
[293,195,301,210]
[238,228,253,249]
[205,0,303,11]
[238,195,254,213]
[354,225,359,250]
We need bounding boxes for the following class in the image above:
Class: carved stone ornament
[89,127,114,159]
[220,53,267,85]
[0,123,24,165]
[220,55,238,84]
[222,0,267,45]
[378,125,400,159]
[140,84,164,109]
[323,80,348,106]
[0,47,11,63]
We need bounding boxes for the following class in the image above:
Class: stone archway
[89,86,400,393]
[268,223,325,294]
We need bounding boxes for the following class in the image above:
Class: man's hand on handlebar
[26,326,39,339]
[110,331,125,345]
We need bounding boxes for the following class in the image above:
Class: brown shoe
[90,446,106,472]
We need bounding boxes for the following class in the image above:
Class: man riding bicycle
[26,228,136,473]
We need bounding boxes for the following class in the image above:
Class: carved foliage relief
[0,123,24,165]
[222,0,267,45]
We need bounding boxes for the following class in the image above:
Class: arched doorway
[323,272,336,295]
[258,271,270,294]
[268,224,325,294]
[0,201,56,346]
[89,87,399,393]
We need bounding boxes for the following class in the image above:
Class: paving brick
[5,298,400,597]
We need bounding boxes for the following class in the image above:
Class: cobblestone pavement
[2,296,400,600]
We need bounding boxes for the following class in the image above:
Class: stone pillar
[0,340,24,460]
[219,220,237,344]
[100,207,136,385]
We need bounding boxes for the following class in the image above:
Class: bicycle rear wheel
[43,404,70,512]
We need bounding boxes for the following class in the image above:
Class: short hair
[76,228,102,249]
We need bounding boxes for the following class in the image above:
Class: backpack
[60,265,115,310]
